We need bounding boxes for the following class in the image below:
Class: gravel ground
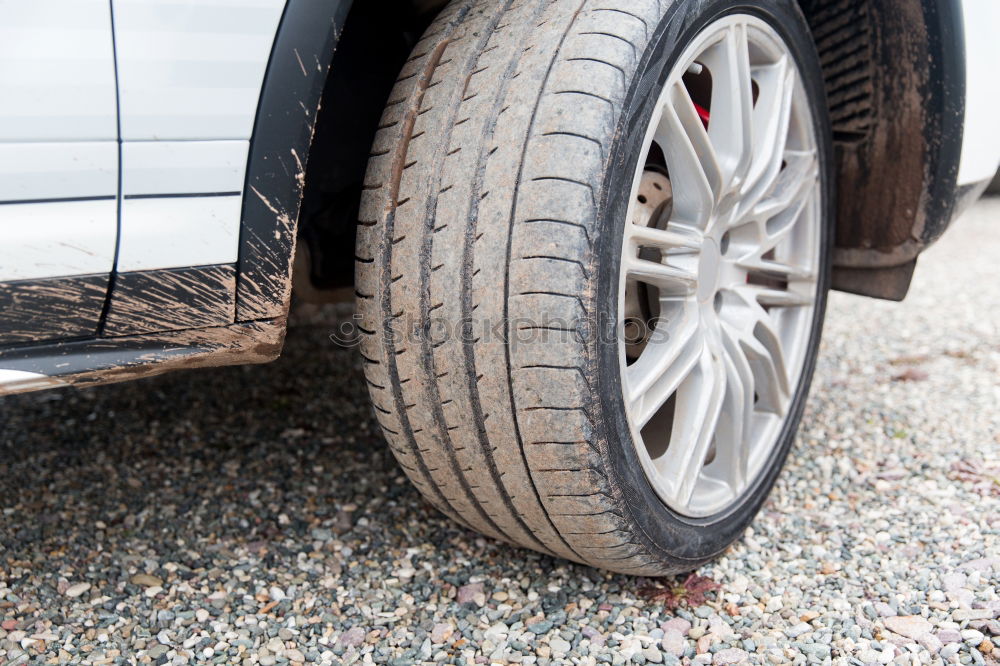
[2,198,999,666]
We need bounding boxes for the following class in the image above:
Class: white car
[2,0,998,575]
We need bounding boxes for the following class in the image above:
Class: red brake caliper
[693,102,710,129]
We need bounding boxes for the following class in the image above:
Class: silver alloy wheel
[619,14,821,518]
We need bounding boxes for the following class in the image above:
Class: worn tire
[356,0,833,574]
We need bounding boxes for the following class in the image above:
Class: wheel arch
[797,0,965,300]
[282,0,452,301]
[235,0,355,321]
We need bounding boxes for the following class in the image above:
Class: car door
[102,0,284,336]
[0,0,120,344]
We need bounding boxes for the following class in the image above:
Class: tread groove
[411,0,541,547]
[456,0,575,557]
[374,12,471,522]
[500,0,591,565]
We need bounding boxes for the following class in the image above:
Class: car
[2,0,998,575]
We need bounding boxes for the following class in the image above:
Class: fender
[236,0,355,321]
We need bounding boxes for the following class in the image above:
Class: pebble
[583,625,606,647]
[661,630,686,657]
[962,629,986,644]
[430,623,453,644]
[785,622,811,638]
[643,645,664,663]
[799,643,831,660]
[938,629,963,644]
[63,583,90,598]
[147,644,168,659]
[712,647,748,664]
[660,618,691,636]
[457,582,486,607]
[918,632,943,653]
[130,573,163,587]
[874,602,895,618]
[337,627,366,648]
[549,637,571,655]
[884,615,933,639]
[941,643,961,659]
[694,605,713,618]
[527,620,554,635]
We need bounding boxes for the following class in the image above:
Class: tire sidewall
[594,0,835,564]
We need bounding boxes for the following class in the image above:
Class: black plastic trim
[101,0,125,338]
[235,0,354,322]
[826,0,967,297]
[104,264,236,336]
[832,260,917,302]
[123,191,242,200]
[917,0,965,247]
[0,195,116,206]
[1,329,211,377]
[0,274,110,345]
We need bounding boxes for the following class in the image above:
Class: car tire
[356,0,833,574]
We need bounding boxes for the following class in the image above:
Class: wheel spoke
[753,149,818,221]
[625,222,702,254]
[721,286,792,413]
[735,256,814,283]
[626,310,701,428]
[716,325,756,490]
[739,57,795,217]
[623,254,698,292]
[750,285,814,308]
[658,336,727,509]
[656,82,723,228]
[704,22,754,190]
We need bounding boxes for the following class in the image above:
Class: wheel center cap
[697,239,721,303]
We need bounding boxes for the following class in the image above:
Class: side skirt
[0,318,285,397]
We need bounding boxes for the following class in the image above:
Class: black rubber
[356,0,833,575]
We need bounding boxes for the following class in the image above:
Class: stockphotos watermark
[328,313,673,349]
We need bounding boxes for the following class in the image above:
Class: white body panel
[958,0,1000,185]
[121,141,249,196]
[0,0,118,141]
[0,0,119,283]
[115,197,243,272]
[117,141,248,271]
[112,0,284,141]
[0,143,117,202]
[0,201,118,281]
[0,0,991,336]
[111,0,284,271]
